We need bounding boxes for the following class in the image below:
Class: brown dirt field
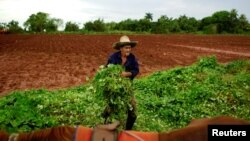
[0,34,249,96]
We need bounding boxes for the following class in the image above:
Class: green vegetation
[0,56,249,133]
[1,9,249,34]
[24,12,63,33]
[64,22,80,32]
[91,64,133,127]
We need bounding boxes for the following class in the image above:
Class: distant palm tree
[145,13,153,21]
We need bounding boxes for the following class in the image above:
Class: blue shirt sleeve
[130,57,139,80]
[106,52,120,66]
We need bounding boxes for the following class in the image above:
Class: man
[104,35,139,130]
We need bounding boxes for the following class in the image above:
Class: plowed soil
[0,34,249,96]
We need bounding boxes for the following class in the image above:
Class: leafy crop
[91,64,133,127]
[134,56,250,131]
[0,56,249,133]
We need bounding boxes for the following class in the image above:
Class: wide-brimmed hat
[112,35,138,50]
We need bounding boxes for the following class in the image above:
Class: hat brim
[113,41,138,50]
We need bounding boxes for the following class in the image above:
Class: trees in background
[84,19,106,32]
[238,14,249,32]
[114,19,138,31]
[46,18,63,32]
[200,9,249,33]
[177,15,199,32]
[113,13,152,32]
[111,9,249,34]
[64,22,80,32]
[1,9,249,34]
[0,23,8,33]
[24,12,48,32]
[0,23,7,30]
[0,21,23,33]
[24,12,63,32]
[6,20,23,33]
[152,15,174,33]
[145,13,153,21]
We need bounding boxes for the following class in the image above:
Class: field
[0,34,249,96]
[0,34,250,133]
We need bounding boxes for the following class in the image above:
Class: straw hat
[112,35,138,50]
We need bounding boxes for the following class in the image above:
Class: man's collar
[117,51,132,58]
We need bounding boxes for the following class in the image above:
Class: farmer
[103,35,139,130]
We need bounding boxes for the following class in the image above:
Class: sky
[0,0,250,29]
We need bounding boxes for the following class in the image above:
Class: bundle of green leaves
[91,64,133,126]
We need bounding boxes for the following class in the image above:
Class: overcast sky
[0,0,249,28]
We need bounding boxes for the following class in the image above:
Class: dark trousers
[102,96,137,130]
[125,97,137,130]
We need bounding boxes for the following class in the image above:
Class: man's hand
[121,72,132,78]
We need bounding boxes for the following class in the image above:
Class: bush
[203,24,218,34]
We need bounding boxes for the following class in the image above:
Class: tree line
[0,9,249,34]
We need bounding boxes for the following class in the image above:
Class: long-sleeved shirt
[106,51,139,80]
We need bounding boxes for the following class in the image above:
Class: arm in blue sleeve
[130,58,139,79]
[106,54,114,67]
